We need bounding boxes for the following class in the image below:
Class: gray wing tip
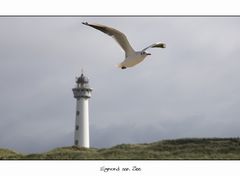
[155,42,166,48]
[82,21,89,25]
[161,43,166,48]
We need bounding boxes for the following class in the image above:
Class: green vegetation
[0,148,22,159]
[1,138,240,160]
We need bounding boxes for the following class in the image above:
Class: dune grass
[1,138,240,160]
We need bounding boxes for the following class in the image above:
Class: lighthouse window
[75,140,78,145]
[76,111,80,116]
[76,125,79,130]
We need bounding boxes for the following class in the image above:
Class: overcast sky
[0,17,240,153]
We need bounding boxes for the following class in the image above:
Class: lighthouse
[72,73,93,148]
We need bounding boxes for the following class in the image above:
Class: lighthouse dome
[76,73,89,84]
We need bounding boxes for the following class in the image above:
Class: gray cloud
[0,17,240,153]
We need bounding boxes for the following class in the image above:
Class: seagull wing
[141,42,166,52]
[82,22,135,57]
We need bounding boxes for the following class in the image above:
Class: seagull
[82,22,166,69]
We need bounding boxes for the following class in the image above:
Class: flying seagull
[82,22,166,69]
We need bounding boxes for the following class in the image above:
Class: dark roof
[76,73,89,84]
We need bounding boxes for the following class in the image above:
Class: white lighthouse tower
[72,73,92,148]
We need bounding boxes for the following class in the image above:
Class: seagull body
[82,22,166,69]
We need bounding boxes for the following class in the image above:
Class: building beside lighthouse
[72,73,93,148]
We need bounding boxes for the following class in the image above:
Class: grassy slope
[0,148,22,159]
[1,138,240,160]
